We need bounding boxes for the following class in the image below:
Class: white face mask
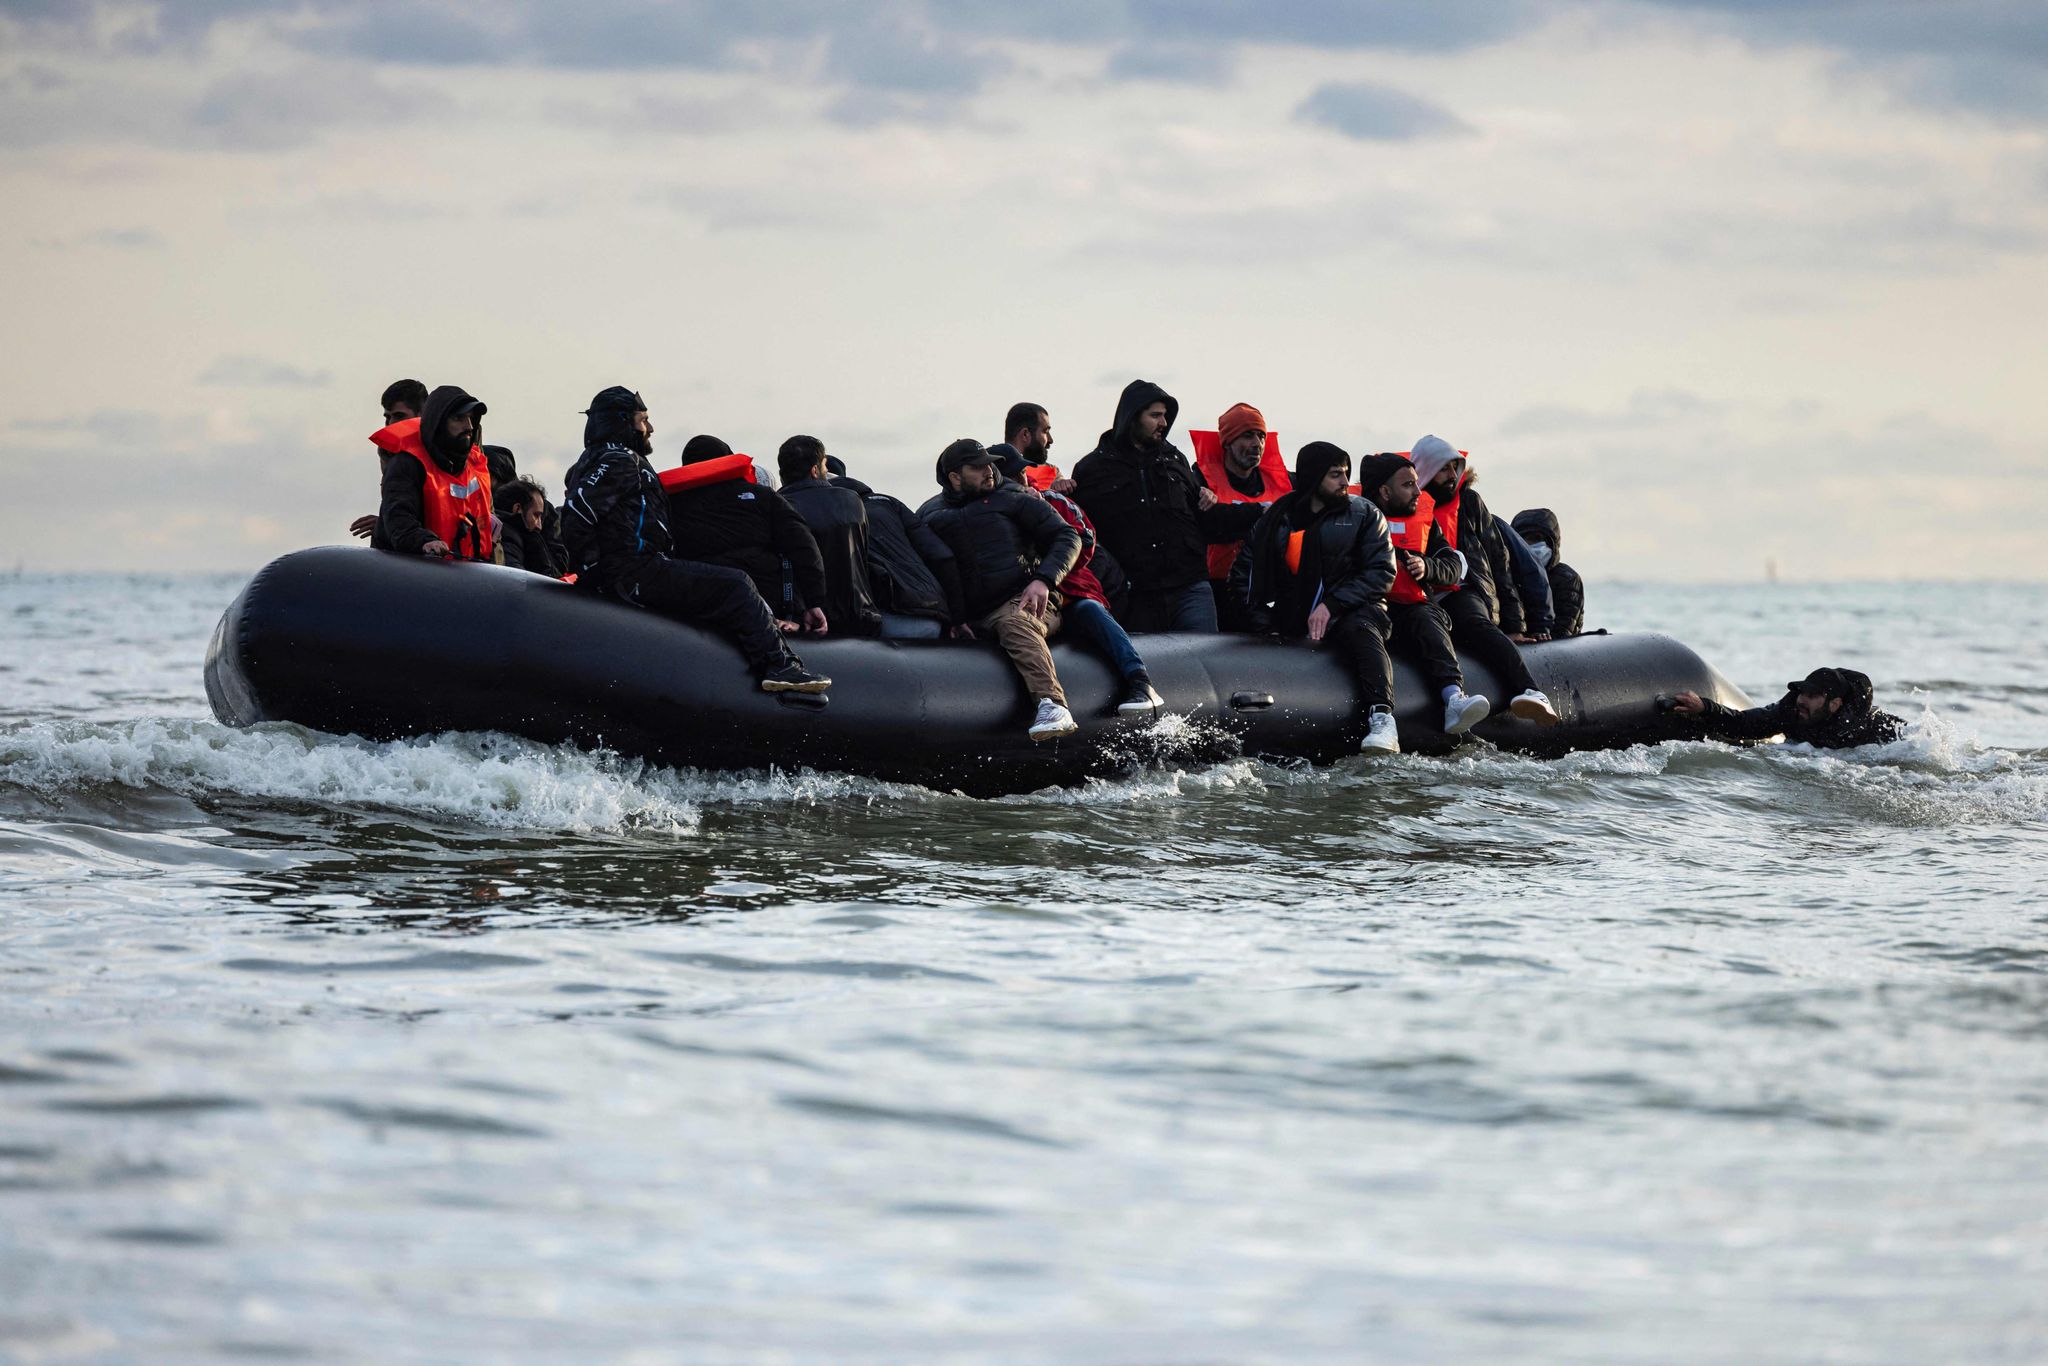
[1527,541,1553,567]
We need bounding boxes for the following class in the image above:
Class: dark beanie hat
[583,385,646,416]
[824,454,847,477]
[681,433,733,464]
[1292,440,1351,494]
[1356,452,1414,500]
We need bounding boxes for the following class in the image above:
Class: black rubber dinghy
[206,548,1750,798]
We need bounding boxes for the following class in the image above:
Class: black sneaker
[1116,678,1164,717]
[760,662,830,694]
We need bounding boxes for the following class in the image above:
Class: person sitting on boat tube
[1192,401,1291,633]
[560,386,829,695]
[371,383,495,562]
[1230,442,1404,754]
[1408,436,1561,726]
[667,434,828,635]
[1004,401,1074,496]
[1671,668,1904,749]
[825,455,970,639]
[351,378,429,549]
[778,435,883,638]
[993,444,1165,718]
[918,439,1086,741]
[1355,452,1497,738]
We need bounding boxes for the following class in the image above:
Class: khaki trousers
[978,590,1065,706]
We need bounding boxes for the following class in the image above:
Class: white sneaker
[1028,698,1078,742]
[1443,689,1491,735]
[1509,689,1561,726]
[1361,710,1400,754]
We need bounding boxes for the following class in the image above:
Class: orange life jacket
[659,453,757,494]
[1385,486,1436,604]
[1190,428,1292,579]
[1023,464,1061,492]
[369,417,494,562]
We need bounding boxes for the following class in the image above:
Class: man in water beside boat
[561,386,830,695]
[1671,668,1904,749]
[991,444,1164,718]
[919,439,1086,741]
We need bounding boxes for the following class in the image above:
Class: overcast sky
[4,0,2044,578]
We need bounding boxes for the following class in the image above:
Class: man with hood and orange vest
[1072,379,1233,634]
[1403,436,1560,725]
[560,386,829,695]
[1230,441,1404,753]
[1192,401,1293,631]
[371,383,495,561]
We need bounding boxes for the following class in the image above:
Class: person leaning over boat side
[826,456,969,640]
[351,378,430,547]
[371,384,495,561]
[1671,667,1904,749]
[917,439,1085,741]
[1004,401,1074,495]
[1230,442,1403,754]
[1072,379,1228,634]
[1194,401,1292,632]
[560,386,828,694]
[993,445,1164,718]
[1408,435,1560,724]
[496,478,565,578]
[778,435,882,638]
[1355,452,1496,737]
[667,433,828,634]
[1511,507,1585,638]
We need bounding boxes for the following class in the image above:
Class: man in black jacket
[1673,668,1904,749]
[496,478,565,578]
[560,387,827,693]
[827,457,967,639]
[777,435,882,637]
[1072,379,1229,633]
[1512,507,1585,638]
[667,433,829,633]
[1408,435,1559,724]
[352,378,430,547]
[1231,442,1404,753]
[918,439,1085,741]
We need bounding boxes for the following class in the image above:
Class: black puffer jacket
[1072,379,1229,593]
[834,476,965,625]
[1688,673,1905,750]
[781,476,882,636]
[1441,478,1525,632]
[1512,507,1585,637]
[561,393,671,590]
[917,483,1082,619]
[379,384,487,556]
[1230,446,1396,636]
[667,477,827,621]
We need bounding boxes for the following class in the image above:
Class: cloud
[197,356,334,389]
[30,226,164,249]
[1498,389,1731,437]
[1294,81,1471,140]
[1103,41,1235,83]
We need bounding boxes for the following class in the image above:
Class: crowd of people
[371,375,1907,754]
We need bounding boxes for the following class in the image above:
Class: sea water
[2,572,2045,1363]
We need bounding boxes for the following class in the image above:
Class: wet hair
[381,378,429,414]
[777,434,827,484]
[500,477,545,509]
[1005,402,1047,443]
[681,434,733,465]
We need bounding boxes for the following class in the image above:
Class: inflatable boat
[205,548,1750,798]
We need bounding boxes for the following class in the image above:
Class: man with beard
[1072,379,1227,633]
[1672,668,1905,749]
[826,454,968,639]
[918,439,1085,741]
[371,383,495,561]
[1193,401,1293,631]
[1229,442,1406,752]
[1355,452,1499,737]
[561,387,828,694]
[351,378,431,546]
[1407,435,1560,724]
[1004,401,1074,495]
[777,435,881,637]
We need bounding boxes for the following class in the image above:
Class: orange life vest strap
[1023,464,1061,491]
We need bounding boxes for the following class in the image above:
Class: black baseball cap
[1789,667,1847,697]
[939,438,997,476]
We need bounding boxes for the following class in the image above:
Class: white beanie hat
[1409,434,1463,488]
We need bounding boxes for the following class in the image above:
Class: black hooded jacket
[1512,507,1585,637]
[378,384,487,556]
[1072,380,1232,594]
[1439,477,1525,632]
[780,476,882,636]
[666,474,827,621]
[833,475,966,624]
[916,482,1083,619]
[1229,443,1396,636]
[485,445,568,578]
[560,389,672,589]
[1688,672,1905,750]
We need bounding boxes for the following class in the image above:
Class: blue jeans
[1063,598,1146,680]
[1126,580,1218,633]
[878,612,942,639]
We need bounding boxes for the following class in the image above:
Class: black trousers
[612,556,793,673]
[1442,589,1535,696]
[1373,600,1464,699]
[1325,606,1397,711]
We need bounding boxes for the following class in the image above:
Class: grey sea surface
[2,572,2045,1363]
